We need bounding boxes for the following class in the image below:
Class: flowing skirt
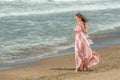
[75,33,99,69]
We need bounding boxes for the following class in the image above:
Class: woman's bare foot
[75,67,84,72]
[75,68,78,72]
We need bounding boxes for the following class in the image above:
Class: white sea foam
[0,0,109,3]
[0,0,106,3]
[89,22,120,34]
[0,0,77,3]
[0,3,120,18]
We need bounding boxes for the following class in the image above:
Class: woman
[74,13,99,72]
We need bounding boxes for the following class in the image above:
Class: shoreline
[0,44,120,80]
[0,34,120,70]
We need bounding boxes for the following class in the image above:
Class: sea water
[0,0,120,63]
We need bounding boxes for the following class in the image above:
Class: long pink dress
[75,22,99,70]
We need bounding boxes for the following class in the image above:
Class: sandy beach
[0,44,120,80]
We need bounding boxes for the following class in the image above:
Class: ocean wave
[0,3,120,18]
[0,0,107,3]
[0,0,77,3]
[89,22,120,35]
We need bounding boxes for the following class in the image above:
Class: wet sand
[0,44,120,80]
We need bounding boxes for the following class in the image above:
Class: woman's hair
[76,12,88,23]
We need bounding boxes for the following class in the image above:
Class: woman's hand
[75,31,80,34]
